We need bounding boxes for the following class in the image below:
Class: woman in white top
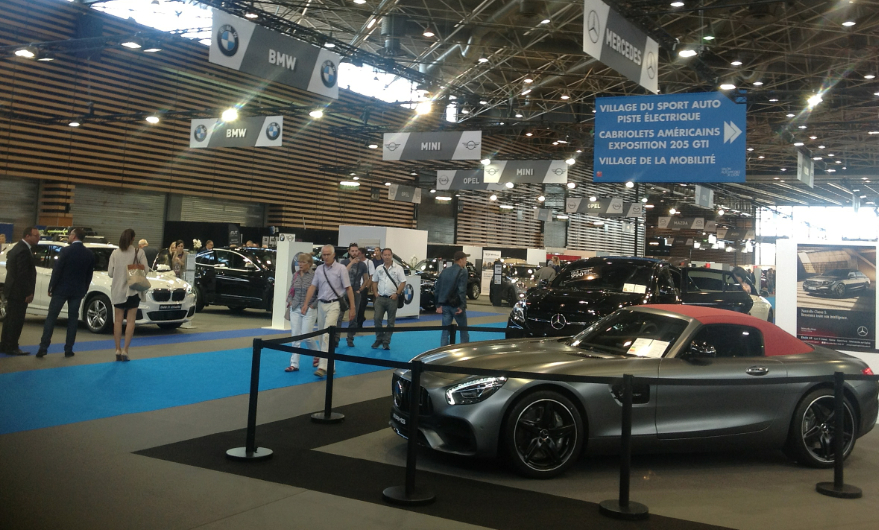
[108,228,150,361]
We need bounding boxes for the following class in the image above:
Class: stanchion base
[226,447,273,461]
[599,500,649,520]
[310,411,345,424]
[816,482,862,499]
[382,485,436,506]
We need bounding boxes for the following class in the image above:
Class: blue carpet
[0,328,505,435]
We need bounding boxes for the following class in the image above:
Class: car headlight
[445,377,507,405]
[510,300,526,323]
[185,284,192,293]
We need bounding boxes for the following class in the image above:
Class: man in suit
[36,228,95,358]
[1,226,40,355]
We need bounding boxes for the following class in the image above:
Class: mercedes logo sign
[646,51,657,80]
[550,313,567,330]
[857,326,869,337]
[587,11,601,44]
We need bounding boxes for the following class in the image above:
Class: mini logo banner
[383,131,482,161]
[583,0,659,94]
[566,198,643,217]
[657,217,705,230]
[210,10,339,99]
[190,116,283,148]
[483,161,568,184]
[436,170,503,190]
[388,184,421,204]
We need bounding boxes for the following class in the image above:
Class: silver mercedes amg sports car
[390,305,878,478]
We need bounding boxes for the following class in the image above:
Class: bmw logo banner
[482,160,569,185]
[190,116,283,148]
[582,0,659,94]
[209,9,339,100]
[383,131,482,161]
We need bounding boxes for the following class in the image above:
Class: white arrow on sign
[724,121,742,143]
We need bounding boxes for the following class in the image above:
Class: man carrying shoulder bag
[435,251,470,347]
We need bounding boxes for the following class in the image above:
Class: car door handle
[745,366,769,376]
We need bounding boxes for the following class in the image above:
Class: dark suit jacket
[3,241,37,301]
[48,242,95,299]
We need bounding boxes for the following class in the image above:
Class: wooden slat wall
[1,0,418,231]
[37,181,74,226]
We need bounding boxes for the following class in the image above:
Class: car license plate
[392,412,407,425]
[805,286,814,291]
[160,304,181,310]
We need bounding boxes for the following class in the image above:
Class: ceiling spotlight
[514,112,523,118]
[560,95,570,100]
[415,101,432,115]
[625,181,634,188]
[367,143,378,149]
[145,115,160,124]
[221,108,239,121]
[478,57,489,63]
[669,207,677,215]
[589,196,597,202]
[798,125,807,129]
[747,147,754,151]
[489,194,497,201]
[567,182,576,189]
[324,41,336,49]
[384,182,391,186]
[769,98,779,102]
[794,142,804,146]
[865,74,876,80]
[678,49,697,58]
[818,145,825,149]
[812,156,822,160]
[481,158,491,165]
[807,94,822,107]
[68,120,81,127]
[786,113,795,118]
[671,1,685,6]
[537,196,545,202]
[460,107,470,115]
[429,189,436,193]
[540,19,550,25]
[422,28,435,38]
[565,158,576,165]
[809,136,818,139]
[308,109,323,119]
[730,60,743,66]
[142,41,162,53]
[436,195,452,201]
[719,83,736,90]
[352,176,359,181]
[339,181,360,187]
[842,21,856,27]
[780,168,787,172]
[525,132,533,137]
[505,182,515,189]
[14,46,36,58]
[753,81,763,86]
[523,78,533,84]
[556,214,569,220]
[244,11,258,19]
[120,37,143,49]
[479,100,488,105]
[36,51,55,61]
[703,35,715,41]
[641,197,648,203]
[521,89,532,95]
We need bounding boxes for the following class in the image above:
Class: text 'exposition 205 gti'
[390,305,878,478]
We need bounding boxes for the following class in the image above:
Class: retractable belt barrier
[227,322,879,516]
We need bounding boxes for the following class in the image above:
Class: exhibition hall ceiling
[186,0,879,211]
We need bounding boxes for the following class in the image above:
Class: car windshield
[552,261,655,292]
[507,265,537,278]
[241,249,276,270]
[567,310,689,358]
[823,269,851,278]
[90,248,114,272]
[415,260,440,273]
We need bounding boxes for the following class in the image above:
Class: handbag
[322,265,349,312]
[445,268,465,307]
[382,266,406,309]
[127,248,152,292]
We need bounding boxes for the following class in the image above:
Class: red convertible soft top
[644,304,815,356]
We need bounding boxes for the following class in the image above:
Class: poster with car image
[796,244,876,349]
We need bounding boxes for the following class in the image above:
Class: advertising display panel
[482,160,568,184]
[210,10,339,99]
[388,184,421,204]
[383,131,482,161]
[189,116,283,148]
[566,197,644,217]
[796,243,876,349]
[436,170,503,191]
[593,92,746,183]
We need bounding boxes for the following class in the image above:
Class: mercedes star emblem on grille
[550,313,567,330]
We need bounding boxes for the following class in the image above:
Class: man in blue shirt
[435,251,470,346]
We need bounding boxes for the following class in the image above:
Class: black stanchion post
[312,326,345,424]
[816,371,862,498]
[599,374,648,520]
[383,360,436,506]
[226,338,273,460]
[450,322,457,345]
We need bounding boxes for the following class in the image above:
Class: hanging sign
[436,170,503,190]
[388,184,421,204]
[657,217,705,230]
[536,209,553,222]
[694,185,714,208]
[483,161,569,184]
[717,227,755,240]
[189,116,283,148]
[383,131,481,161]
[797,150,814,188]
[566,198,643,217]
[583,0,659,94]
[593,92,746,183]
[210,10,339,99]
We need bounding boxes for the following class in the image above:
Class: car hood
[809,275,845,281]
[524,287,650,315]
[412,337,629,380]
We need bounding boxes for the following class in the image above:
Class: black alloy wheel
[503,391,584,478]
[85,294,113,334]
[785,388,857,468]
[194,285,205,312]
[833,283,846,298]
[468,282,481,300]
[0,288,6,322]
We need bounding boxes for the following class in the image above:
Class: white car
[0,241,195,333]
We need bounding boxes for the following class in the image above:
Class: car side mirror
[687,340,717,358]
[244,261,257,270]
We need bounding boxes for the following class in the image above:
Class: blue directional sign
[593,92,746,183]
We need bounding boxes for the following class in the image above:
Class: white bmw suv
[0,241,195,333]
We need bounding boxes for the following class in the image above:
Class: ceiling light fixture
[308,109,323,119]
[786,113,795,117]
[565,158,576,165]
[481,158,491,165]
[807,94,823,107]
[68,120,81,127]
[505,182,515,189]
[560,94,570,100]
[145,115,159,124]
[540,19,550,25]
[478,57,489,63]
[415,101,432,115]
[719,83,736,90]
[794,142,804,146]
[753,81,763,86]
[567,182,576,189]
[865,74,876,80]
[678,49,697,58]
[489,194,497,201]
[422,28,435,38]
[625,181,634,188]
[537,196,545,202]
[14,46,36,58]
[120,37,143,49]
[523,78,533,84]
[221,108,239,121]
[730,60,743,66]
[244,11,258,19]
[842,21,856,27]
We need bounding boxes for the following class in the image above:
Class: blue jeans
[440,306,469,346]
[40,296,82,354]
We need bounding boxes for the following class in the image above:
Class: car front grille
[523,309,602,336]
[146,310,188,321]
[151,288,187,302]
[392,373,433,415]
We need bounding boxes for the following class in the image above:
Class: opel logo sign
[587,11,601,44]
[646,51,657,79]
[550,313,567,330]
[857,326,869,337]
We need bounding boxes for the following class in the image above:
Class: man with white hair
[301,244,355,377]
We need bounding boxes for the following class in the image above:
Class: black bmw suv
[414,258,481,310]
[193,247,276,312]
[506,257,753,338]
